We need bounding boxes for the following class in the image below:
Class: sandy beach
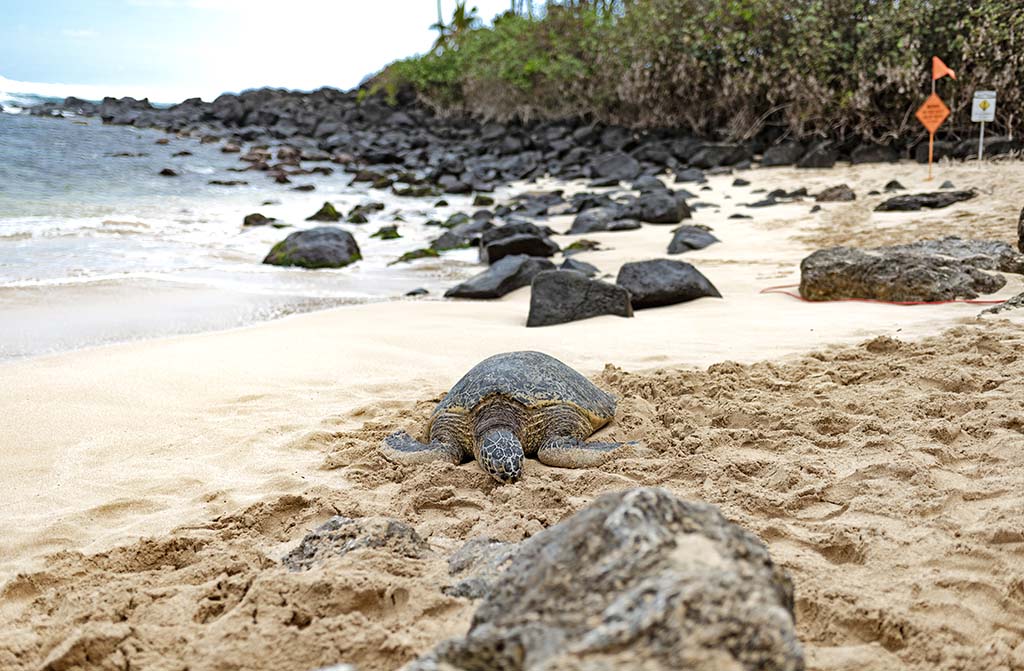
[1,157,1023,669]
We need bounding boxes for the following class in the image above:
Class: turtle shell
[431,351,616,425]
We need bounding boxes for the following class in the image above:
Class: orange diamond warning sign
[916,93,950,134]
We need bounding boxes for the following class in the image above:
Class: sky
[0,0,513,103]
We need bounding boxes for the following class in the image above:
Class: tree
[432,1,482,51]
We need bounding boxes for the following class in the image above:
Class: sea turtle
[381,351,626,483]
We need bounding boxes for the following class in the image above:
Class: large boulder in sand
[282,516,428,571]
[263,227,361,269]
[798,237,1024,301]
[482,234,559,264]
[527,270,632,327]
[638,191,691,224]
[617,259,722,309]
[590,150,641,182]
[445,255,555,299]
[668,226,719,254]
[875,190,975,212]
[761,142,805,167]
[404,487,802,671]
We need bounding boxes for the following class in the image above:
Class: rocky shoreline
[27,86,1024,199]
[22,89,1024,319]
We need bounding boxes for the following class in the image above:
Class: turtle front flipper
[536,436,626,469]
[381,430,464,465]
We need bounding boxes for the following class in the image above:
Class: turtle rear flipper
[381,430,463,465]
[536,436,627,469]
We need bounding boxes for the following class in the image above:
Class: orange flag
[932,56,956,81]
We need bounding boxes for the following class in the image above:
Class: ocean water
[0,112,488,360]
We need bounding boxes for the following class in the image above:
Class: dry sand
[1,160,1023,670]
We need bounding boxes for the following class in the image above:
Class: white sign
[972,91,996,122]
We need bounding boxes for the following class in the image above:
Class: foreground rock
[527,270,632,327]
[445,255,555,299]
[667,226,719,254]
[282,516,428,571]
[617,259,722,308]
[263,227,361,269]
[798,237,1023,301]
[875,190,976,212]
[406,487,802,671]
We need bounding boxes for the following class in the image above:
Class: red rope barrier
[760,284,1006,306]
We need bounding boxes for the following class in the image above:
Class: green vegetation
[371,0,1024,142]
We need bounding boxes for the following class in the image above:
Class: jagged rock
[390,248,440,265]
[483,234,560,264]
[761,142,805,167]
[815,184,856,202]
[405,488,802,671]
[617,259,722,309]
[568,207,641,234]
[560,257,599,277]
[263,227,361,269]
[851,143,898,164]
[371,225,401,240]
[473,194,495,207]
[982,292,1024,315]
[432,220,495,250]
[668,226,719,254]
[673,167,705,183]
[798,237,1022,301]
[631,175,667,193]
[875,190,976,211]
[158,168,178,177]
[479,223,556,262]
[443,537,520,600]
[306,201,342,222]
[209,179,248,186]
[243,213,274,227]
[797,141,838,169]
[638,192,691,224]
[590,150,641,182]
[282,516,429,571]
[527,270,633,327]
[733,177,751,187]
[564,239,603,255]
[445,255,555,299]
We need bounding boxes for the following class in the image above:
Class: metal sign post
[971,91,997,161]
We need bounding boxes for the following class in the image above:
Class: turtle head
[478,429,524,484]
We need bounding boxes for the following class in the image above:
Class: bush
[372,0,1023,143]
